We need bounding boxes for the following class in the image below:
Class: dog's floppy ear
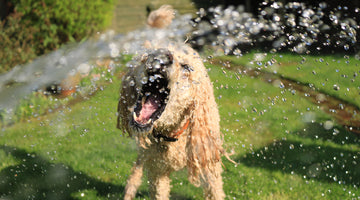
[117,72,138,137]
[185,71,223,186]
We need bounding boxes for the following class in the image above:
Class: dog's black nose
[145,49,173,73]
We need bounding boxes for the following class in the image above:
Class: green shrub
[0,12,37,73]
[0,0,116,73]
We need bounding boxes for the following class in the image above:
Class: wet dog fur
[117,5,226,200]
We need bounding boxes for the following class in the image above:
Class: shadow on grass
[295,123,360,146]
[0,145,194,200]
[0,145,127,200]
[239,123,360,187]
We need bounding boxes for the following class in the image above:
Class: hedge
[0,0,116,73]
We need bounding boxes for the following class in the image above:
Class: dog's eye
[181,64,193,72]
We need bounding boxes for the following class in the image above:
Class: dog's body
[117,6,225,200]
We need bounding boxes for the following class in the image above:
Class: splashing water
[0,2,360,199]
[0,14,193,112]
[1,2,358,111]
[0,2,358,130]
[190,2,359,55]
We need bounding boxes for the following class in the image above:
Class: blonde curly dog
[117,5,229,200]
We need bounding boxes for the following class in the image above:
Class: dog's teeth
[147,119,152,124]
[133,112,138,121]
[142,96,146,105]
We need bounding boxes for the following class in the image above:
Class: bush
[0,0,116,73]
[0,12,37,73]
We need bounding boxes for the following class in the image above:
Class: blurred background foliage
[1,0,359,73]
[0,0,116,73]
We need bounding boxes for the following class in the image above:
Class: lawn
[0,53,359,199]
[221,53,360,109]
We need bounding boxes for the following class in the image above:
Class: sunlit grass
[208,56,360,199]
[222,52,360,108]
[0,53,359,199]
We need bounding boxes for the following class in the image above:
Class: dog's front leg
[124,156,144,200]
[148,169,171,200]
[202,163,225,200]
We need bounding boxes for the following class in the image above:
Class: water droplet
[289,144,294,150]
[319,2,327,9]
[159,87,166,93]
[233,48,242,56]
[141,77,148,84]
[302,112,316,123]
[109,42,120,57]
[273,15,281,22]
[307,163,322,178]
[149,76,155,82]
[129,80,135,86]
[323,120,334,130]
[224,38,235,47]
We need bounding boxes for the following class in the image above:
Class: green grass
[0,53,359,199]
[222,53,360,108]
[208,64,360,199]
[0,56,129,127]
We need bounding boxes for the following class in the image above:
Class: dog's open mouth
[130,49,172,132]
[133,76,169,127]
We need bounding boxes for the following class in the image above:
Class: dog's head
[118,45,205,137]
[125,48,173,134]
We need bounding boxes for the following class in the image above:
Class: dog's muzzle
[130,49,173,134]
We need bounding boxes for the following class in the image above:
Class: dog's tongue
[137,96,158,124]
